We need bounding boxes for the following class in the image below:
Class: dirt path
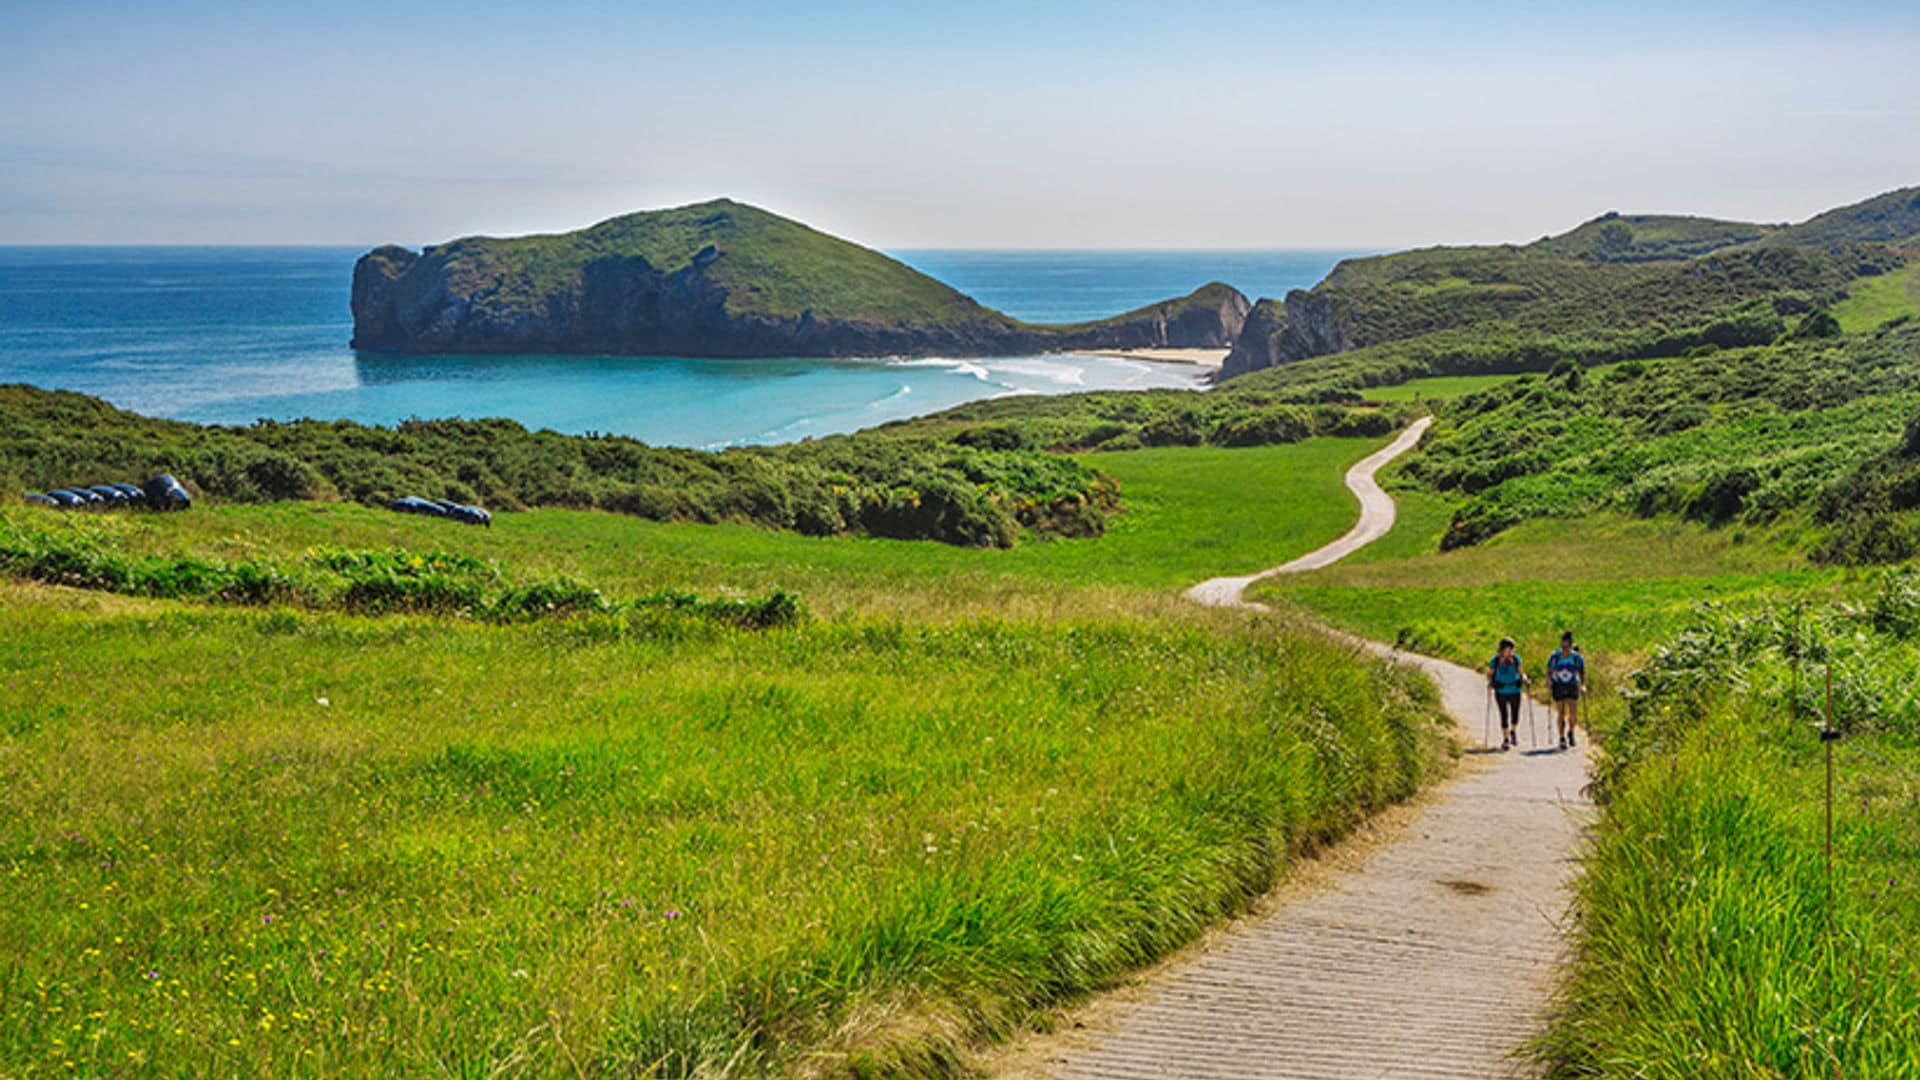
[1015,420,1591,1079]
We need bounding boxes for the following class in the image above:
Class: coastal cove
[0,246,1355,448]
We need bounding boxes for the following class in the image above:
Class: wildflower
[143,971,159,981]
[316,697,330,707]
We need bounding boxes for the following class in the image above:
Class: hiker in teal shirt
[1486,637,1529,750]
[1548,630,1587,749]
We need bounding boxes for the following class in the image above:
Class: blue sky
[2,1,1917,247]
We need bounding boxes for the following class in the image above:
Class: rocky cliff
[1219,290,1355,379]
[350,200,1248,358]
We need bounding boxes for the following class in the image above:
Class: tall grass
[1538,590,1920,1076]
[0,430,1459,1075]
[0,588,1447,1076]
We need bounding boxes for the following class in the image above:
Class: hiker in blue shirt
[1486,637,1529,750]
[1547,630,1587,750]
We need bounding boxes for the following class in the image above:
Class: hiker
[1486,637,1528,750]
[1547,630,1586,749]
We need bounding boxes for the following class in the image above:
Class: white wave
[986,357,1087,386]
[886,357,993,382]
[870,383,913,406]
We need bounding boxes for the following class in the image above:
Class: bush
[0,385,1123,548]
[1211,408,1313,447]
[1685,465,1761,525]
[0,511,801,629]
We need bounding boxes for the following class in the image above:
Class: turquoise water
[0,247,1359,448]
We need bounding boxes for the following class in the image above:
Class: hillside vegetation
[1222,184,1919,395]
[1768,184,1920,247]
[1393,321,1920,553]
[1539,585,1920,1077]
[351,200,1250,357]
[1522,211,1778,263]
[0,384,1115,549]
[1,383,1417,549]
[1243,215,1920,1073]
[1225,241,1897,393]
[392,199,1007,326]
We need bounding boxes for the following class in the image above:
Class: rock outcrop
[1219,289,1356,379]
[350,200,1248,359]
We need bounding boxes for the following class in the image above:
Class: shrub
[1685,465,1760,525]
[1212,408,1313,447]
[0,385,1117,548]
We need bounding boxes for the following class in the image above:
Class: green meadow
[54,439,1379,615]
[1361,373,1515,403]
[1832,262,1920,334]
[0,436,1456,1077]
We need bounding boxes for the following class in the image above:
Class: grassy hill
[1769,184,1920,247]
[427,198,1007,325]
[1222,183,1917,393]
[1223,241,1892,394]
[1523,211,1778,262]
[352,200,1249,357]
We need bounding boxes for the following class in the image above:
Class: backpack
[1550,652,1582,684]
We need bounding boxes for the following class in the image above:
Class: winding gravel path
[1044,421,1592,1079]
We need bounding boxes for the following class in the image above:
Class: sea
[0,247,1361,449]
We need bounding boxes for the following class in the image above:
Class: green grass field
[70,439,1380,618]
[1362,374,1515,403]
[0,435,1459,1077]
[1259,509,1834,702]
[1833,262,1920,334]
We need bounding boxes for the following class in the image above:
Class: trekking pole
[1527,690,1539,749]
[1483,688,1493,749]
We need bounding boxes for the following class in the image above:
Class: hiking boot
[1569,730,1578,748]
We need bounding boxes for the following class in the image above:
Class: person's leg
[1500,695,1520,746]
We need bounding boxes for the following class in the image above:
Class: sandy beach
[1077,347,1228,371]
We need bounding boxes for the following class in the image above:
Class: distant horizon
[0,189,1888,253]
[0,182,1885,255]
